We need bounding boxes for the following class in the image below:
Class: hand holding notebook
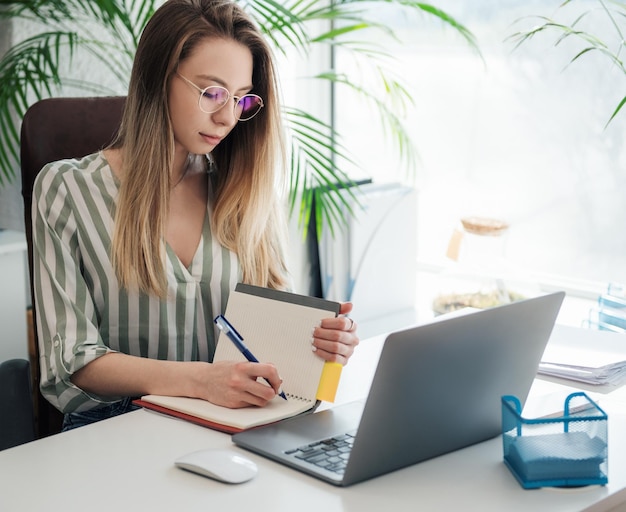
[136,284,342,433]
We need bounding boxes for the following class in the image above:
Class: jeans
[62,397,140,431]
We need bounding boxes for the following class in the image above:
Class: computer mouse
[175,449,258,484]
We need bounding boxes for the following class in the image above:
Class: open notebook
[136,284,341,433]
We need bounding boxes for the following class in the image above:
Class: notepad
[136,283,341,433]
[507,432,607,481]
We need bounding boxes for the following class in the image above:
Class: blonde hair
[111,0,289,297]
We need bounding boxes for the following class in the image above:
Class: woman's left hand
[312,302,360,365]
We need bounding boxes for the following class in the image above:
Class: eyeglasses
[176,73,264,121]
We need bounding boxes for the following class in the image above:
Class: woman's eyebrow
[196,74,253,93]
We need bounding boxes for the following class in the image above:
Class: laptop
[232,291,565,486]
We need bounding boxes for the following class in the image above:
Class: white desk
[2,331,626,512]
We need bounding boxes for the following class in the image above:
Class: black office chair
[20,96,126,438]
[0,359,36,450]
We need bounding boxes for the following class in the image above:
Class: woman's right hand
[70,353,283,409]
[200,360,283,408]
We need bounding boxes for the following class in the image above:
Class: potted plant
[0,0,479,234]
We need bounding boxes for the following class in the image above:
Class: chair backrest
[20,96,126,437]
[0,359,36,450]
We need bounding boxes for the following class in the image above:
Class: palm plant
[508,0,626,127]
[0,0,479,234]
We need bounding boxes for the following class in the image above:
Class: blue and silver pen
[214,314,287,400]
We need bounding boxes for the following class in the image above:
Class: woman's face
[169,37,254,157]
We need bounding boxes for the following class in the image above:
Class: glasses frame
[176,73,264,121]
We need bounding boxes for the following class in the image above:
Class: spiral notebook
[136,283,341,433]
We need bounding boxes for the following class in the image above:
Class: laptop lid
[233,291,565,486]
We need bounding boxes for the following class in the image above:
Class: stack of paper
[539,324,626,386]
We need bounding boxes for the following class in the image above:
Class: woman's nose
[211,103,237,126]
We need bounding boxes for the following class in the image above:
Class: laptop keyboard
[284,432,355,475]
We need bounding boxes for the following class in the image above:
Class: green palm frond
[317,69,417,170]
[316,0,482,58]
[508,0,626,126]
[0,30,80,182]
[0,0,157,186]
[412,1,481,55]
[286,107,358,236]
[243,0,479,233]
[238,0,309,54]
[0,0,479,239]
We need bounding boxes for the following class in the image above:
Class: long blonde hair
[111,0,289,297]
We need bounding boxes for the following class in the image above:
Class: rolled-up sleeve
[32,163,118,413]
[30,152,240,413]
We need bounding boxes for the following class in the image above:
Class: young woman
[32,0,359,430]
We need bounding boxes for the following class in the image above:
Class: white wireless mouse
[175,449,258,484]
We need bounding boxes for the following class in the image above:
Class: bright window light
[333,0,626,295]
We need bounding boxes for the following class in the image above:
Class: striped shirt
[32,152,241,413]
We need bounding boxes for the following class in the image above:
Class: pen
[214,314,287,400]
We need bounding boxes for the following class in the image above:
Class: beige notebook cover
[137,284,341,433]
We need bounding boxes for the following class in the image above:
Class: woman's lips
[201,133,222,145]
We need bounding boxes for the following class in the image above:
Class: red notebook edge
[132,398,243,435]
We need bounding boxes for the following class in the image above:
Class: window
[334,0,626,296]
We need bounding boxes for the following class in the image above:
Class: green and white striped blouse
[32,152,241,413]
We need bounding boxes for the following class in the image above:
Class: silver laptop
[233,292,565,486]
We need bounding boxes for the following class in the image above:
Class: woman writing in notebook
[32,0,359,430]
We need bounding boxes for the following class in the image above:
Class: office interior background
[279,0,626,330]
[1,0,625,326]
[330,0,626,300]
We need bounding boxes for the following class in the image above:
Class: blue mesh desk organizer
[501,392,608,489]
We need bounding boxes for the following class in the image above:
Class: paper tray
[501,392,608,489]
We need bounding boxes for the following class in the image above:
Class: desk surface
[2,329,626,512]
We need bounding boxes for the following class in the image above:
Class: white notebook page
[213,288,338,401]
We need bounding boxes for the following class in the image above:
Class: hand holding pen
[214,315,287,400]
